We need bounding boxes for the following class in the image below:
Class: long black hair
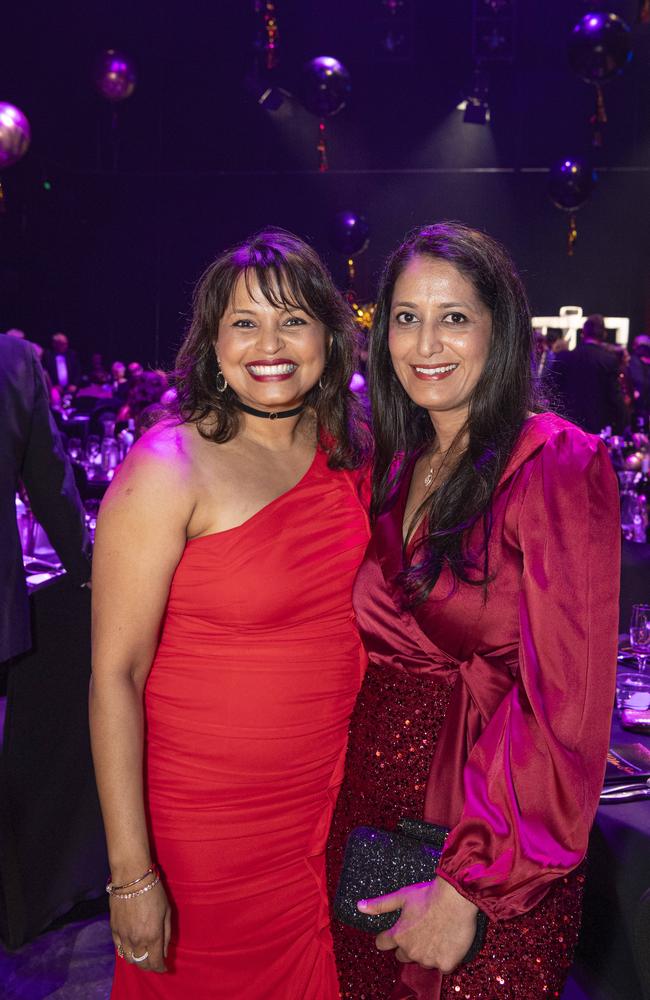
[169,228,370,470]
[368,221,544,602]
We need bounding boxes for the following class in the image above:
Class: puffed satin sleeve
[436,428,620,921]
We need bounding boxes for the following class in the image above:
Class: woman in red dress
[327,222,620,999]
[90,229,370,998]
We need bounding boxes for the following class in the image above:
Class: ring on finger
[116,943,125,959]
[131,950,149,963]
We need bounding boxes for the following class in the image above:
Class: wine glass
[630,604,650,672]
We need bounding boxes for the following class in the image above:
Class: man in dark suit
[0,336,91,662]
[546,314,627,434]
[41,332,83,396]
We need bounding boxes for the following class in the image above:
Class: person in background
[5,328,26,339]
[628,334,650,419]
[116,371,167,428]
[42,332,83,399]
[127,361,144,384]
[547,313,627,433]
[111,361,130,402]
[0,336,91,664]
[88,353,111,385]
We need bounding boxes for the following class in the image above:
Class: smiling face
[215,271,330,411]
[388,255,492,429]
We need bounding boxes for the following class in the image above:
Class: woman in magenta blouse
[327,222,620,999]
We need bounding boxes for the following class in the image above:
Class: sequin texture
[326,663,584,999]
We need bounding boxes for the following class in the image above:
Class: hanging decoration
[330,210,370,288]
[548,158,597,256]
[299,57,351,171]
[94,49,137,103]
[255,1,280,70]
[0,102,31,212]
[567,12,632,147]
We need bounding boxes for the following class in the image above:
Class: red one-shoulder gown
[112,448,370,999]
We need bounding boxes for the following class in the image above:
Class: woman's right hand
[110,882,172,973]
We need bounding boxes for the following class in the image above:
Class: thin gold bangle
[106,864,158,893]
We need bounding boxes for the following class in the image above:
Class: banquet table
[578,719,650,1000]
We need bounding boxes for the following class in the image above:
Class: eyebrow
[392,300,472,310]
[229,308,258,315]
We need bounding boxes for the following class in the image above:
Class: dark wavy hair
[169,228,369,469]
[369,221,544,603]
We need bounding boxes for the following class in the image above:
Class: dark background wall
[1,0,648,368]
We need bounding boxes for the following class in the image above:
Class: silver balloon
[94,49,136,102]
[0,103,31,169]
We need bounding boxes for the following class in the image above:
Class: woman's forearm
[89,673,153,882]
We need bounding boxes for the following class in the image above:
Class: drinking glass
[67,437,82,462]
[630,604,650,672]
[85,435,101,466]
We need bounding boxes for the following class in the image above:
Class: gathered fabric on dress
[112,447,370,999]
[327,413,620,1000]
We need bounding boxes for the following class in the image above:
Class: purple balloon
[568,12,632,84]
[300,56,351,118]
[0,103,31,169]
[548,158,596,212]
[94,49,137,102]
[330,211,370,256]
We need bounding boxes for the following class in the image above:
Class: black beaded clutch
[333,817,487,964]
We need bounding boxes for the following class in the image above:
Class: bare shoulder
[101,419,199,514]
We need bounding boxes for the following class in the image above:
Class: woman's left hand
[358,877,479,974]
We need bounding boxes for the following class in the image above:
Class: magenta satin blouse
[352,413,620,921]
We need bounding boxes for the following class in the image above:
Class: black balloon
[330,211,370,257]
[548,158,597,211]
[568,12,632,84]
[300,56,351,118]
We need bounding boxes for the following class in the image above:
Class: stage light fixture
[458,69,491,125]
[244,71,289,113]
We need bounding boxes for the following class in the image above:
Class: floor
[0,901,617,1000]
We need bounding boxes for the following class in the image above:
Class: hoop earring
[216,369,228,393]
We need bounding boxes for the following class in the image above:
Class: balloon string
[317,121,328,172]
[347,257,356,289]
[567,213,577,257]
[590,84,607,148]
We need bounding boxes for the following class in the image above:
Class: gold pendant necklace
[424,466,434,488]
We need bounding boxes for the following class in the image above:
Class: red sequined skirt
[326,663,584,1000]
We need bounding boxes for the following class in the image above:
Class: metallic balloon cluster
[549,10,633,255]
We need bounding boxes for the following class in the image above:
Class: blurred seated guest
[5,328,26,339]
[547,313,626,434]
[0,337,91,663]
[127,361,144,384]
[629,334,650,417]
[116,371,167,427]
[111,361,130,402]
[88,353,110,385]
[134,401,168,439]
[539,329,570,389]
[42,332,83,398]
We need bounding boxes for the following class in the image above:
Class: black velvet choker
[235,400,306,421]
